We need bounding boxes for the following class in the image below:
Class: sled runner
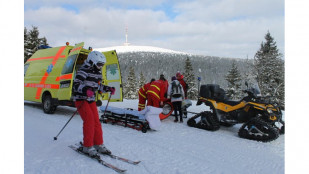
[99,106,149,133]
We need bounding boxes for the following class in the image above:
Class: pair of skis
[69,144,141,173]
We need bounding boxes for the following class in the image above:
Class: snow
[24,99,284,174]
[94,45,188,55]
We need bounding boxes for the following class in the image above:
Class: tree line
[23,26,284,108]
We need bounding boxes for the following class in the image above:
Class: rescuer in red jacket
[138,78,155,111]
[176,72,188,98]
[146,74,168,108]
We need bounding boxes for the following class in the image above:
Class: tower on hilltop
[124,26,130,46]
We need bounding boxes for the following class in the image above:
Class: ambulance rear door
[57,42,84,101]
[100,50,123,102]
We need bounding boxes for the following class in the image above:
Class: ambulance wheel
[42,95,57,114]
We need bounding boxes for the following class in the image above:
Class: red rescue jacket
[138,83,151,99]
[147,80,167,102]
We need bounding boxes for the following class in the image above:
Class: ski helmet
[87,51,106,69]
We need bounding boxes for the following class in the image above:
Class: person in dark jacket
[73,51,115,157]
[167,76,185,122]
[176,72,188,117]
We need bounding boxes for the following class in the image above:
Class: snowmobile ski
[78,142,141,165]
[69,145,126,173]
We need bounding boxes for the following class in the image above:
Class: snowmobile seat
[199,84,220,99]
[223,100,242,106]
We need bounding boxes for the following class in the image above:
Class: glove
[87,89,94,97]
[110,87,116,95]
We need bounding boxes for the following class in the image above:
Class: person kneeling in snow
[138,78,155,111]
[73,51,116,157]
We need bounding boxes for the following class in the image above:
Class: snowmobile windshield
[248,84,262,98]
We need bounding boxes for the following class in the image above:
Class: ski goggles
[96,62,105,69]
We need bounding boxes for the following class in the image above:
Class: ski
[78,142,141,165]
[69,145,126,173]
[101,153,141,165]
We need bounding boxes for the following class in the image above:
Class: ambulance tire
[42,95,57,114]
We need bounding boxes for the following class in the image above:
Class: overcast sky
[24,0,284,59]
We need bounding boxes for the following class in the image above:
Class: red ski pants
[146,94,160,108]
[75,101,103,147]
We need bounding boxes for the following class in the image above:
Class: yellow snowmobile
[187,83,284,142]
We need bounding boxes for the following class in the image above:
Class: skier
[167,76,185,122]
[138,78,155,111]
[146,74,168,108]
[176,72,188,117]
[73,51,116,157]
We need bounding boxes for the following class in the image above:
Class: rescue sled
[99,106,149,133]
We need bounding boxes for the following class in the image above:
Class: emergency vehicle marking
[70,46,82,53]
[55,74,73,81]
[35,46,66,99]
[24,83,59,89]
[27,55,66,61]
[47,64,53,74]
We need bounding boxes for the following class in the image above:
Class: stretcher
[99,105,149,133]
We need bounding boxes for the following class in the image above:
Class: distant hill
[95,46,253,89]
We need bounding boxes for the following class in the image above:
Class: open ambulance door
[100,50,123,102]
[57,42,84,101]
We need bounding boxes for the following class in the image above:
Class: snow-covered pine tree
[24,27,29,63]
[183,57,198,99]
[138,72,146,88]
[225,60,242,100]
[254,31,285,108]
[124,66,138,99]
[24,26,49,63]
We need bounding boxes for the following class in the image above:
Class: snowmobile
[187,82,285,142]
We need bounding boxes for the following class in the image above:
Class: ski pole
[102,92,112,117]
[53,101,84,140]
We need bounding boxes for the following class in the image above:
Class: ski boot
[94,144,112,155]
[82,146,99,157]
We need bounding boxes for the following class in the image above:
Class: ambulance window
[106,64,120,80]
[62,54,78,74]
[24,64,30,76]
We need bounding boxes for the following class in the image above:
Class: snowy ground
[24,99,284,174]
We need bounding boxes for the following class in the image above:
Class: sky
[23,0,284,59]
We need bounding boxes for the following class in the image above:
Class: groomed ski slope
[24,99,284,174]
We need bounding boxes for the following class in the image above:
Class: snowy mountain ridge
[94,45,188,55]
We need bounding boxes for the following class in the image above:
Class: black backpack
[171,81,182,98]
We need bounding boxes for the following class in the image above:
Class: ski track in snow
[24,100,284,174]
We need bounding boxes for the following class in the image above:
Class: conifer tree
[24,26,49,63]
[138,72,146,88]
[124,67,138,99]
[225,61,242,100]
[254,31,285,108]
[183,57,198,99]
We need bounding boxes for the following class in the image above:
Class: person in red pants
[73,51,115,157]
[138,78,155,111]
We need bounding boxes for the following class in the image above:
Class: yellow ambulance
[24,42,123,114]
